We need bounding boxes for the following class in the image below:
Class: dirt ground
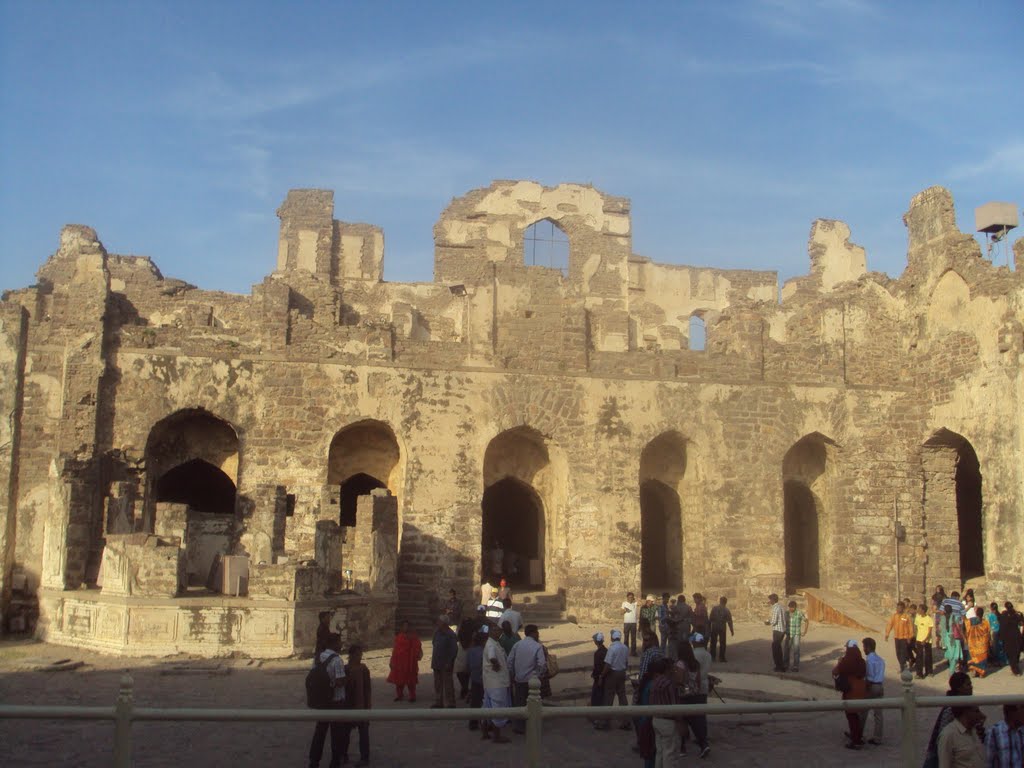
[2,616,1022,767]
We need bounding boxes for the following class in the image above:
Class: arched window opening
[523,219,569,276]
[339,473,386,528]
[156,459,237,515]
[481,477,545,589]
[689,314,706,351]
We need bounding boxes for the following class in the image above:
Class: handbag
[545,651,559,678]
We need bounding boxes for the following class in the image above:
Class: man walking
[308,632,346,768]
[783,600,809,673]
[431,615,458,708]
[860,637,886,746]
[596,629,631,730]
[884,601,915,672]
[621,592,639,656]
[767,593,787,672]
[709,596,734,662]
[481,625,511,743]
[507,624,547,734]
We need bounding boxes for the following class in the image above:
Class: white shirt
[621,601,638,623]
[507,635,546,683]
[482,637,509,690]
[604,640,629,671]
[314,649,346,703]
[499,608,523,634]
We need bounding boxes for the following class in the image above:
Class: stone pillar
[0,304,28,629]
[370,491,399,594]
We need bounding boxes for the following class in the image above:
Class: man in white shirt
[861,636,886,745]
[308,632,346,768]
[499,598,523,635]
[621,592,639,656]
[596,629,631,730]
[507,624,547,734]
[481,624,511,744]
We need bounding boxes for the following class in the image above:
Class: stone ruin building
[0,180,1021,658]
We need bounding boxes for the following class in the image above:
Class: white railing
[2,670,1022,767]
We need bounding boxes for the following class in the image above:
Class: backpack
[306,652,336,709]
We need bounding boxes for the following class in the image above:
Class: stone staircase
[515,590,572,628]
[396,579,439,632]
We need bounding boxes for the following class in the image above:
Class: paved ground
[2,615,1022,767]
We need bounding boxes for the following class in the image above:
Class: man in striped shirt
[766,593,788,672]
[984,703,1024,768]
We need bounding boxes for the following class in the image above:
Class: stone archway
[782,433,836,595]
[145,409,241,587]
[482,426,564,590]
[327,420,401,530]
[923,429,984,587]
[639,431,689,594]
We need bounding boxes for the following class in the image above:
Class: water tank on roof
[974,201,1018,235]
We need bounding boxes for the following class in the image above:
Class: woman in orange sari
[965,606,990,678]
[387,621,423,701]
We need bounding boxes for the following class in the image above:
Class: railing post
[113,673,134,768]
[900,669,916,767]
[526,676,543,768]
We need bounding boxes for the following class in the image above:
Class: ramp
[802,588,884,633]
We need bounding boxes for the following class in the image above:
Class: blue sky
[1,0,1021,294]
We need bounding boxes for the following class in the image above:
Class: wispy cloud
[948,141,1024,181]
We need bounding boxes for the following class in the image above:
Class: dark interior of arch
[955,442,984,581]
[640,479,682,593]
[784,480,819,594]
[481,477,544,589]
[340,473,387,527]
[156,459,236,514]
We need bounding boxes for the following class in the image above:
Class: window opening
[689,315,706,351]
[523,219,569,276]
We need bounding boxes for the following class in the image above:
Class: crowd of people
[305,582,1023,767]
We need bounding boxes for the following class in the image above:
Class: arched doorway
[481,477,545,588]
[923,429,984,587]
[782,434,835,595]
[783,480,819,591]
[482,427,559,590]
[640,480,682,591]
[327,420,401,529]
[639,432,688,594]
[145,409,241,589]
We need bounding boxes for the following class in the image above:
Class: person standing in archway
[621,592,638,656]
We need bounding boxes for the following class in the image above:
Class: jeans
[859,682,884,741]
[708,626,728,661]
[894,638,910,671]
[624,622,638,654]
[783,635,801,671]
[433,664,455,706]
[308,703,345,768]
[916,642,933,677]
[340,721,369,763]
[771,631,787,670]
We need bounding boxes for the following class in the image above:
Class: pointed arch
[782,432,837,594]
[523,218,569,275]
[327,419,402,528]
[639,430,693,593]
[923,428,984,586]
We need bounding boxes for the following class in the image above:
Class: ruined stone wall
[1,180,1021,649]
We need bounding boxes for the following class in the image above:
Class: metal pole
[525,676,543,768]
[900,670,916,767]
[113,673,134,768]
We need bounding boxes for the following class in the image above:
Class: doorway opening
[481,477,544,589]
[339,473,386,528]
[640,479,682,592]
[955,441,984,581]
[783,480,820,592]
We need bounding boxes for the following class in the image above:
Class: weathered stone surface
[0,179,1021,656]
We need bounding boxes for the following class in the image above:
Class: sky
[1,0,1022,295]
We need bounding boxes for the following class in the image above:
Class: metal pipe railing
[2,669,1022,768]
